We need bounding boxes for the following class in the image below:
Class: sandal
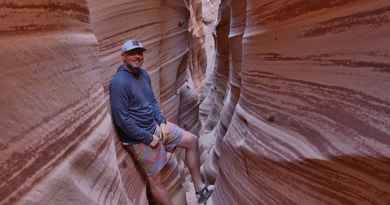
[196,185,215,204]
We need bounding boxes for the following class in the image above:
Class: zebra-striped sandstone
[202,0,390,204]
[0,0,205,204]
[2,0,390,205]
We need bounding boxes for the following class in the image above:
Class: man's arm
[145,71,167,125]
[110,78,153,145]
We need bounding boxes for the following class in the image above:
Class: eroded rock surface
[0,0,204,204]
[3,0,390,205]
[206,0,390,204]
[0,1,149,205]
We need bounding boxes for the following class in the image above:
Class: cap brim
[122,47,146,53]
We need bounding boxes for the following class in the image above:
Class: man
[110,39,214,205]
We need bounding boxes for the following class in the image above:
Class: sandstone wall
[3,0,389,204]
[0,1,149,204]
[210,0,390,204]
[0,0,203,204]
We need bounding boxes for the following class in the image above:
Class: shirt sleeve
[110,78,153,145]
[145,71,167,125]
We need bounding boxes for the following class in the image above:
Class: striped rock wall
[0,0,204,204]
[209,0,390,204]
[0,1,149,204]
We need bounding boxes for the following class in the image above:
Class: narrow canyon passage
[1,1,390,205]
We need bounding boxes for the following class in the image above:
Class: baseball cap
[121,39,146,53]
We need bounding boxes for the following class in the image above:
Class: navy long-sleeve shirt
[109,65,166,145]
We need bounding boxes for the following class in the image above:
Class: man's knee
[183,132,198,149]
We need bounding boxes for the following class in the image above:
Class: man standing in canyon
[109,39,214,204]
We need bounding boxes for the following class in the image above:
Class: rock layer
[210,0,390,204]
[0,0,203,204]
[0,1,150,204]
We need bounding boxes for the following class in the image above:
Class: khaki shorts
[124,122,184,176]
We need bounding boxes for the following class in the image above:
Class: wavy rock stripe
[0,22,112,204]
[215,104,390,205]
[0,1,89,32]
[1,0,147,204]
[0,21,148,205]
[1,0,203,204]
[212,0,390,204]
[15,114,148,205]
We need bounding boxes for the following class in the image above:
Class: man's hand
[149,134,160,148]
[160,123,168,143]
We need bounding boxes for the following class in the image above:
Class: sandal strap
[196,186,210,195]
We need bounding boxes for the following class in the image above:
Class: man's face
[122,48,144,69]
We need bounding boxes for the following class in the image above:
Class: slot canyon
[1,0,390,205]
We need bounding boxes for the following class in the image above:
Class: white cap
[121,39,146,53]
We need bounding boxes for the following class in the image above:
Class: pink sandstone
[2,0,390,205]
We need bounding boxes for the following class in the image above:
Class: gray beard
[125,63,141,78]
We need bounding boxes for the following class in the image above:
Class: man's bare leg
[177,131,204,192]
[148,174,173,205]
